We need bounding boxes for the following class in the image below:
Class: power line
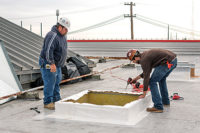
[7,5,119,20]
[135,17,167,29]
[135,17,200,37]
[136,14,200,33]
[135,14,200,37]
[68,15,124,35]
[7,14,55,20]
[62,4,119,15]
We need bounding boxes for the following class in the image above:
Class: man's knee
[149,78,158,85]
[149,82,157,89]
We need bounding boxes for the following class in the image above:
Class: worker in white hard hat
[39,17,70,110]
[127,49,177,113]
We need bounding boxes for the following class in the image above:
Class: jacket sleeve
[139,73,144,78]
[142,63,152,91]
[45,33,57,65]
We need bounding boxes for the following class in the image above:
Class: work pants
[39,57,62,105]
[149,58,177,110]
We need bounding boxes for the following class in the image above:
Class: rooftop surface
[0,55,200,133]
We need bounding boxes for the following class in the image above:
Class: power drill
[125,77,134,90]
[135,82,140,88]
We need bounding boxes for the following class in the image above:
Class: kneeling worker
[127,49,177,113]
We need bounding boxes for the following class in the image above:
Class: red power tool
[125,77,148,92]
[171,93,184,100]
[125,77,132,90]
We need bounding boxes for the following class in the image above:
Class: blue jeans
[39,57,62,105]
[149,58,177,110]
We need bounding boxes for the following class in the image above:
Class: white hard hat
[58,17,70,29]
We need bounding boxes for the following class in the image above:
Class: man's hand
[138,91,147,99]
[50,64,56,72]
[127,77,132,84]
[127,77,137,84]
[131,78,137,84]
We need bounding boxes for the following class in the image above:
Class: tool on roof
[170,93,184,100]
[30,107,40,113]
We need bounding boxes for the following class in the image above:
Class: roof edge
[68,40,200,43]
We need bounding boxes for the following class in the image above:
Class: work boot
[146,107,163,113]
[44,103,55,110]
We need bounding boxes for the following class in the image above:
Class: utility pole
[40,22,42,37]
[30,24,32,32]
[192,0,194,39]
[167,24,170,40]
[124,2,136,40]
[20,21,23,27]
[56,9,59,23]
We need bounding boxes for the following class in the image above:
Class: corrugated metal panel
[0,17,95,86]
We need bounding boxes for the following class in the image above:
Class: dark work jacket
[139,49,176,91]
[40,25,67,67]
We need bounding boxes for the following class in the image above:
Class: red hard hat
[127,49,138,60]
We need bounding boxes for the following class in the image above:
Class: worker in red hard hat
[127,49,177,113]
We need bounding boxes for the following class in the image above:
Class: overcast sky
[1,0,200,39]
